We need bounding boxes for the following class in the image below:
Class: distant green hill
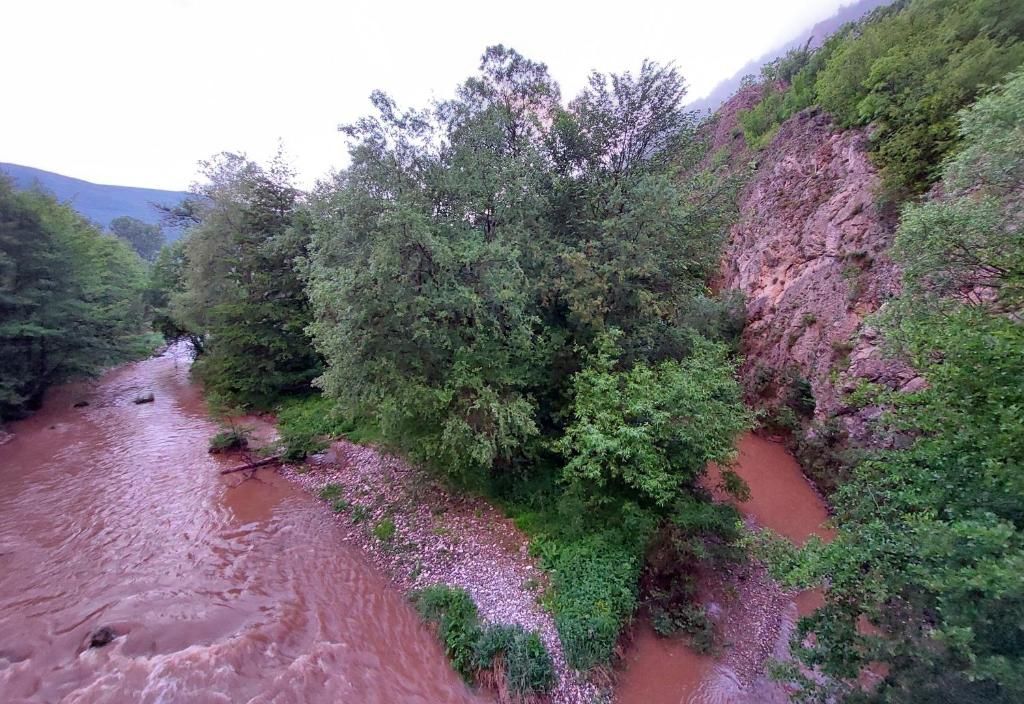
[0,162,189,241]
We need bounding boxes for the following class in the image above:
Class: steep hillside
[0,163,187,240]
[714,97,918,472]
[688,0,893,115]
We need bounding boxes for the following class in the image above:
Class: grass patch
[372,517,396,543]
[318,483,343,501]
[208,425,250,453]
[351,505,369,523]
[331,498,350,513]
[275,394,382,461]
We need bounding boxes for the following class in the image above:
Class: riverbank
[278,440,602,704]
[271,430,833,704]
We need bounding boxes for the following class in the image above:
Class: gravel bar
[280,440,606,704]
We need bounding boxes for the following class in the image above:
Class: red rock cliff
[713,95,920,450]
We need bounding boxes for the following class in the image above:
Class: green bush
[474,624,555,696]
[318,483,343,501]
[412,585,482,679]
[650,602,715,653]
[473,624,521,669]
[505,629,555,695]
[550,534,642,670]
[275,394,380,461]
[372,517,396,543]
[208,425,250,453]
[331,498,350,513]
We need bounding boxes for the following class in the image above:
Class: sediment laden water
[0,346,479,704]
[616,434,833,704]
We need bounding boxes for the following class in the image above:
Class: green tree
[173,153,321,408]
[307,48,551,482]
[556,331,751,511]
[0,178,148,420]
[109,215,164,262]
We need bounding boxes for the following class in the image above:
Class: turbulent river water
[0,347,480,704]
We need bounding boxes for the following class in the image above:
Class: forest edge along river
[0,346,832,703]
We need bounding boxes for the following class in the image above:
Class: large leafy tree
[556,330,751,511]
[307,47,746,483]
[172,153,321,408]
[307,48,552,481]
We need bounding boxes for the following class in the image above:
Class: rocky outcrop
[715,99,919,448]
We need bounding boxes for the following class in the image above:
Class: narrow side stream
[616,433,832,704]
[0,347,481,704]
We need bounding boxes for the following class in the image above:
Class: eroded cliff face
[713,95,920,458]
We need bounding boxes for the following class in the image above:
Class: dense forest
[2,0,1022,701]
[0,179,156,420]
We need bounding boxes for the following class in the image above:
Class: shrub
[275,394,380,461]
[331,498,350,513]
[372,517,396,543]
[208,425,250,453]
[412,586,482,679]
[505,629,555,696]
[786,375,816,417]
[550,534,642,670]
[318,483,343,501]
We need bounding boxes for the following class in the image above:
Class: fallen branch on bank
[220,455,282,474]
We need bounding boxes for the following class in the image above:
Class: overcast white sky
[1,0,851,190]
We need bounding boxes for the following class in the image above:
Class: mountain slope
[688,0,893,115]
[0,163,188,240]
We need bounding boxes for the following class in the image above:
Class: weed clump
[372,517,396,543]
[318,483,343,501]
[412,585,481,679]
[208,425,250,453]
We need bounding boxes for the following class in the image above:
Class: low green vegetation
[372,517,396,543]
[274,394,371,460]
[317,483,343,501]
[761,71,1024,704]
[738,0,1024,198]
[412,585,555,698]
[208,425,250,453]
[0,177,152,422]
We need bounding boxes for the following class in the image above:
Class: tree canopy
[0,178,149,420]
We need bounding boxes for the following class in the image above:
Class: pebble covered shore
[280,440,605,704]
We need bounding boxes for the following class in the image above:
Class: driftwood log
[219,456,282,475]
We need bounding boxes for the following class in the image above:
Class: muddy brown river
[616,434,833,704]
[0,347,479,704]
